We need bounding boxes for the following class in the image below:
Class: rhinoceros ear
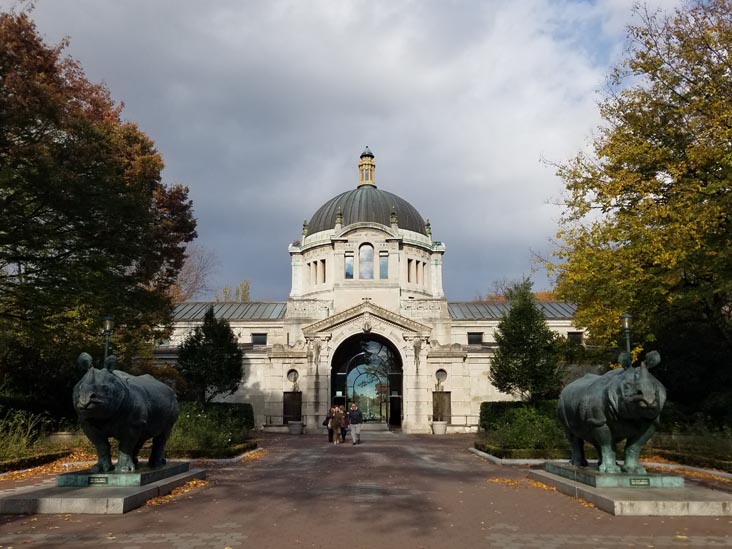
[104,355,117,372]
[77,352,93,370]
[618,351,632,369]
[643,350,661,369]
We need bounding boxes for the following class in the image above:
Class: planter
[45,431,84,446]
[432,421,448,435]
[287,421,304,435]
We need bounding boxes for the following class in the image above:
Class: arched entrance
[330,333,403,427]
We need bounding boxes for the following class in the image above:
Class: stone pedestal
[530,463,732,516]
[545,462,684,488]
[57,462,190,487]
[0,462,205,515]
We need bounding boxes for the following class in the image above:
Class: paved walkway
[1,432,731,548]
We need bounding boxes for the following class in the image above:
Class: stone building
[158,148,581,433]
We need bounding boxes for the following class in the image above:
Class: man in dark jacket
[348,403,364,445]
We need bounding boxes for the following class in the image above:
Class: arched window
[359,244,374,279]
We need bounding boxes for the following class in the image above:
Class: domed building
[161,149,581,433]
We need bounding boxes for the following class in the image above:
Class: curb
[468,448,732,479]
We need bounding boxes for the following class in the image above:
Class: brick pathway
[1,432,730,548]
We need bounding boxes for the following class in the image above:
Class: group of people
[323,403,364,445]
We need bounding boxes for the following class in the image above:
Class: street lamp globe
[620,312,632,353]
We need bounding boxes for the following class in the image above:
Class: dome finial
[358,147,376,187]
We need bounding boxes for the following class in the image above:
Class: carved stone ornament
[310,338,321,365]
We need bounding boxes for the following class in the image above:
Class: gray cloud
[6,0,678,300]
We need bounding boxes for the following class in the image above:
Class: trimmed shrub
[205,402,255,431]
[171,441,257,459]
[480,400,558,433]
[167,402,252,454]
[492,407,566,450]
[652,450,732,473]
[473,443,572,460]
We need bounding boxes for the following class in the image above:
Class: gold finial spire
[358,146,375,187]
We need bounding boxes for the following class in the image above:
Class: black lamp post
[103,316,114,359]
[620,312,632,354]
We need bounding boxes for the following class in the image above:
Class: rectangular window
[379,252,388,279]
[252,333,267,345]
[345,254,354,279]
[467,332,483,345]
[567,331,584,344]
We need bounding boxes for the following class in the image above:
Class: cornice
[302,301,431,338]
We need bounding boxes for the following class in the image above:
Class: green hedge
[474,443,571,460]
[653,450,732,473]
[203,402,255,431]
[480,400,558,432]
[170,441,258,459]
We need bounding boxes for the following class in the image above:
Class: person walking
[339,405,349,443]
[323,406,335,443]
[331,406,344,445]
[348,402,364,445]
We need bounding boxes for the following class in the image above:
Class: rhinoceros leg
[89,440,113,473]
[115,447,137,473]
[568,433,588,467]
[149,424,173,468]
[622,425,656,474]
[116,430,143,473]
[592,425,621,473]
[82,425,113,473]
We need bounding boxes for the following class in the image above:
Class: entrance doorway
[331,333,403,427]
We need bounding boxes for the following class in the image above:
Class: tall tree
[215,280,251,302]
[176,306,243,404]
[0,12,197,410]
[168,243,219,303]
[549,0,732,347]
[489,280,563,402]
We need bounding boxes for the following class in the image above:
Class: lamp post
[103,316,114,359]
[620,312,632,354]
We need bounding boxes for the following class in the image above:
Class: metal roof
[448,301,576,320]
[173,301,575,322]
[307,184,427,235]
[173,302,287,321]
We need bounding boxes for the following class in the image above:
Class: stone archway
[330,333,403,427]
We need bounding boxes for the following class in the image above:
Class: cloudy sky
[5,0,676,301]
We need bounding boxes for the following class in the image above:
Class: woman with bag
[339,405,349,443]
[323,407,335,443]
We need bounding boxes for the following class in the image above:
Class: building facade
[158,149,581,433]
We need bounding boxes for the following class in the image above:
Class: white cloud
[5,0,681,299]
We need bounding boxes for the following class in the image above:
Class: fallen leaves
[486,477,556,491]
[241,449,266,461]
[0,450,96,483]
[526,479,556,491]
[487,477,520,488]
[145,479,209,506]
[643,455,680,465]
